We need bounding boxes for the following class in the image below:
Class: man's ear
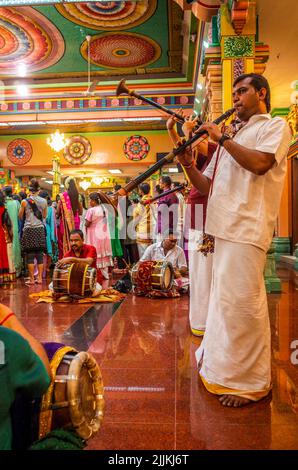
[258,87,267,102]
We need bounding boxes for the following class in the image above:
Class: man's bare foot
[219,394,251,407]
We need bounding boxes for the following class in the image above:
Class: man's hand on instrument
[166,108,184,130]
[174,269,182,279]
[196,122,222,143]
[56,258,72,268]
[182,114,199,139]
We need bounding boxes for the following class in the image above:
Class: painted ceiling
[0,1,172,76]
[0,0,201,134]
[0,1,197,84]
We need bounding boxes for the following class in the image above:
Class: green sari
[108,212,123,257]
[5,198,22,276]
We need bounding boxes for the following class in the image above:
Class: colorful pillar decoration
[220,1,256,111]
[201,0,269,120]
[52,154,61,201]
[201,16,222,121]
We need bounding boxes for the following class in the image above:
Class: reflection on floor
[1,265,298,450]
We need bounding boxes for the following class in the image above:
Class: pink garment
[85,205,113,269]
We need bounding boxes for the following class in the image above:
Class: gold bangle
[181,160,195,169]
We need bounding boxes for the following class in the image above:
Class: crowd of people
[0,173,192,286]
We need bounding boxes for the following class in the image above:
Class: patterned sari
[58,192,80,258]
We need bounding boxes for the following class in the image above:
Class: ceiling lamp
[79,180,91,191]
[47,130,69,153]
[92,177,104,186]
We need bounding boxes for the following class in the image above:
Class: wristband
[218,133,231,146]
[0,312,15,326]
[181,160,195,169]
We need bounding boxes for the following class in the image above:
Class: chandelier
[79,180,91,191]
[47,130,69,153]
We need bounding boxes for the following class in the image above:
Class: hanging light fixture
[46,130,69,200]
[47,130,69,153]
[92,177,104,186]
[79,180,91,191]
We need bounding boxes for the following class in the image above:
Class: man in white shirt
[177,73,291,407]
[141,230,187,278]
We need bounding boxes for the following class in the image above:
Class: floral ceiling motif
[56,0,157,30]
[0,6,64,73]
[80,32,161,69]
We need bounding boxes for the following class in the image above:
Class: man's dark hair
[89,192,100,203]
[28,178,40,193]
[160,175,172,187]
[3,186,13,197]
[233,73,271,112]
[18,191,27,200]
[139,183,150,195]
[70,229,84,239]
[114,184,122,191]
[163,228,179,239]
[12,194,21,203]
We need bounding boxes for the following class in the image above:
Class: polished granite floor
[1,265,298,450]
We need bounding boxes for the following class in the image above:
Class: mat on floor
[29,288,126,303]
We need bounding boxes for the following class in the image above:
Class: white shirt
[203,114,291,252]
[141,242,187,269]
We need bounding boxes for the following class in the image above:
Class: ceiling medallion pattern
[64,136,92,165]
[7,139,33,166]
[124,135,149,161]
[56,0,157,30]
[0,7,64,73]
[81,32,161,69]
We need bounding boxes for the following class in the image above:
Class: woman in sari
[39,190,57,276]
[0,190,14,284]
[57,177,82,258]
[85,192,113,279]
[3,186,22,277]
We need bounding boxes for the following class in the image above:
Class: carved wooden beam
[231,0,250,35]
[172,0,220,22]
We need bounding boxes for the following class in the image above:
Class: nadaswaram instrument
[142,184,186,205]
[97,102,235,211]
[116,78,187,124]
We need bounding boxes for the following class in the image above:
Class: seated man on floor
[49,229,103,298]
[141,229,188,289]
[56,229,103,285]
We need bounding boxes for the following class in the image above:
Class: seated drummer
[0,303,51,450]
[56,229,103,284]
[140,229,188,278]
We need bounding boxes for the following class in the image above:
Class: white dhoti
[196,237,271,401]
[188,229,213,333]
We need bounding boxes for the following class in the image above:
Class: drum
[39,342,105,441]
[53,262,96,297]
[11,342,104,448]
[131,260,174,292]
